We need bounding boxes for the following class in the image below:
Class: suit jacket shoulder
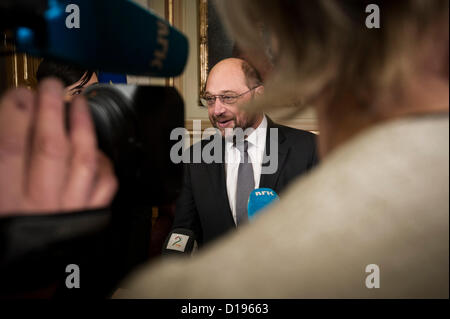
[266,118,319,170]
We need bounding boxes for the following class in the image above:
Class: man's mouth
[216,119,234,128]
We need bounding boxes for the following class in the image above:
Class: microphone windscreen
[247,188,279,220]
[15,0,188,77]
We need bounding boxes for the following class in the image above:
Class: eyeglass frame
[199,85,261,108]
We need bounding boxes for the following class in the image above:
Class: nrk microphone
[247,188,279,220]
[10,0,188,77]
[162,228,197,256]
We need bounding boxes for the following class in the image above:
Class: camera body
[83,84,184,207]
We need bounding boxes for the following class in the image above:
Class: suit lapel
[205,135,233,216]
[259,117,289,190]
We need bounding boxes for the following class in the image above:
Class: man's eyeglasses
[200,86,261,108]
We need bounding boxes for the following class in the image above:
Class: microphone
[162,228,197,256]
[11,0,188,77]
[247,188,279,220]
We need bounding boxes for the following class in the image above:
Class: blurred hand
[0,78,117,216]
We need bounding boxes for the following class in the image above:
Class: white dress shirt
[225,115,267,225]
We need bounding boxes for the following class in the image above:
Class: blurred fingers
[87,151,118,209]
[26,78,70,211]
[0,88,34,214]
[61,95,99,210]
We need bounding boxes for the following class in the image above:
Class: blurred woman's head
[36,58,98,102]
[215,0,449,155]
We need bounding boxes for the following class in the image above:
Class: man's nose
[213,99,226,116]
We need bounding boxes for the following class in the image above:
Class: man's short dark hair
[241,60,263,89]
[36,58,96,88]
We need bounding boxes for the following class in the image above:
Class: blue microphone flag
[247,188,279,220]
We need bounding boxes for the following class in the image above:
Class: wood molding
[198,0,208,99]
[0,32,41,95]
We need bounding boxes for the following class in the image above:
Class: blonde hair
[214,0,449,113]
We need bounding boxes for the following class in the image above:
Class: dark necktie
[235,140,254,225]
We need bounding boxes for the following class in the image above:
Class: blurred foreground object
[0,0,188,77]
[0,0,188,297]
[0,80,117,297]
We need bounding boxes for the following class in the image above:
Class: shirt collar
[247,115,267,148]
[224,114,267,149]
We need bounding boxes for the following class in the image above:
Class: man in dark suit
[172,58,318,247]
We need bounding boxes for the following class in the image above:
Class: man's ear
[255,85,264,96]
